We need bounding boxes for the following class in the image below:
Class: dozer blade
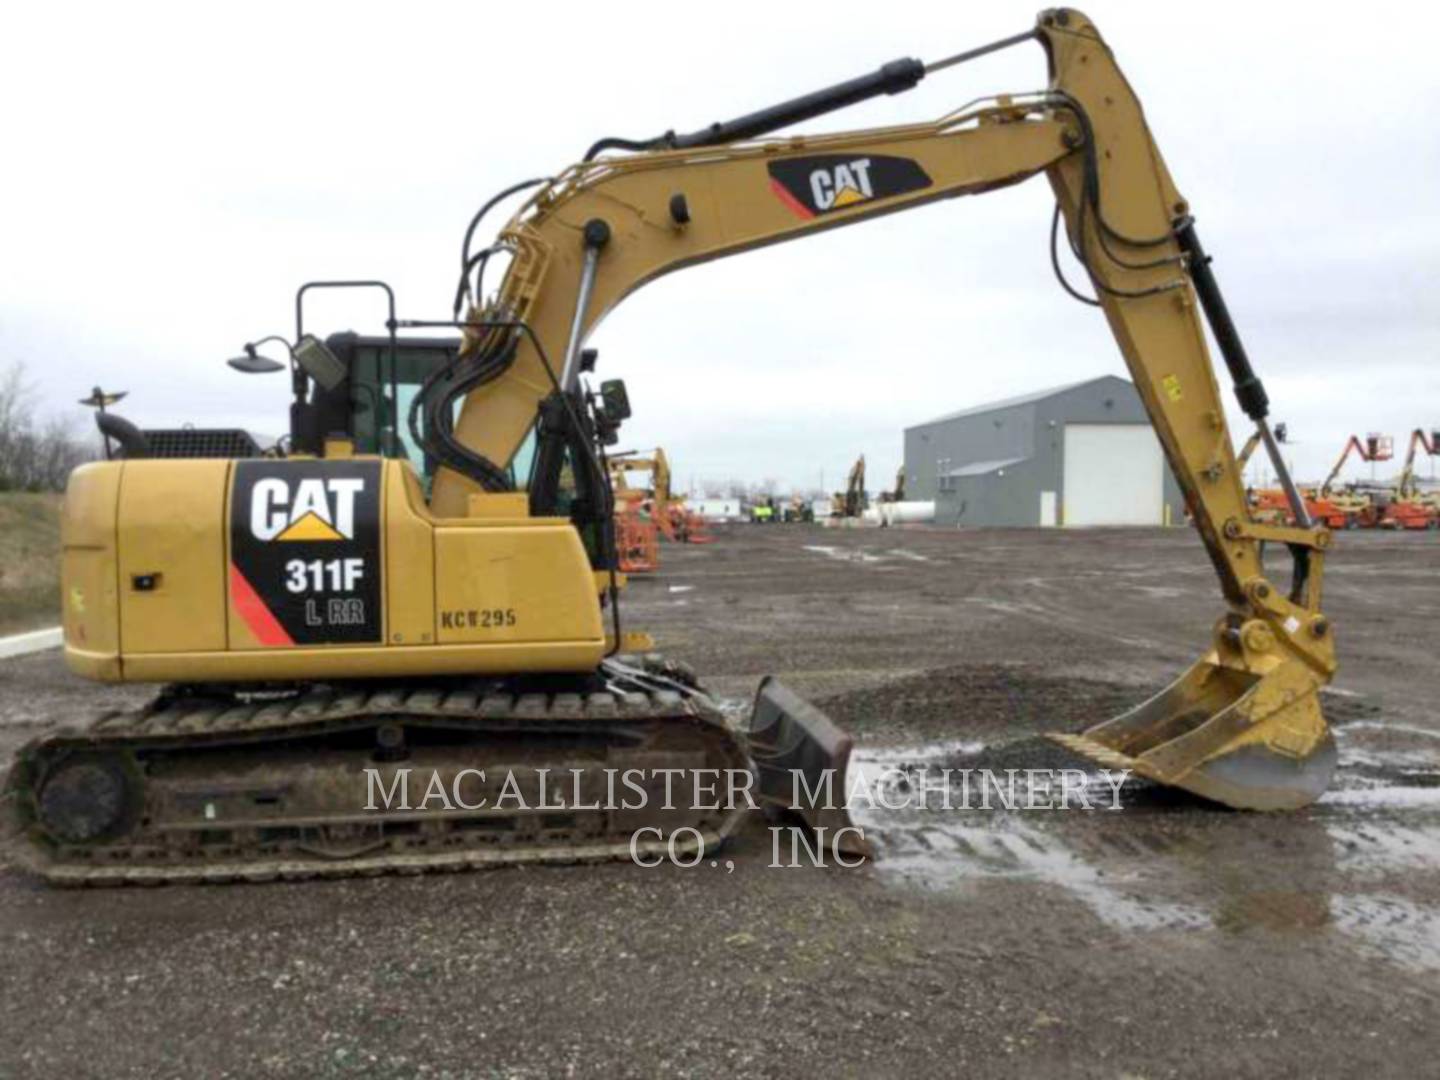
[746,677,872,857]
[1048,656,1336,811]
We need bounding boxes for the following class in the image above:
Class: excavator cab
[294,333,456,473]
[279,332,626,504]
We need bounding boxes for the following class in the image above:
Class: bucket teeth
[1045,733,1142,774]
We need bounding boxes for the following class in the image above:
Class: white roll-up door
[1062,424,1164,526]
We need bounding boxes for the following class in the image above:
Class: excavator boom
[434,8,1337,808]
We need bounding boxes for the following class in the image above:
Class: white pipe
[863,501,935,525]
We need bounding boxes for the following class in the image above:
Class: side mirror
[599,379,631,423]
[227,350,286,375]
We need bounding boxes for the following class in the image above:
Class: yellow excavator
[6,9,1338,885]
[831,455,867,518]
[1236,424,1275,474]
[608,447,709,542]
[1237,422,1284,523]
[879,465,906,503]
[609,448,674,516]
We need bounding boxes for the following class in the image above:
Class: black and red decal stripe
[768,177,814,220]
[228,563,294,647]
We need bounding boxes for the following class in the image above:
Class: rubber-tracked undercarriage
[4,660,767,885]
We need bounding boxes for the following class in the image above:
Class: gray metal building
[903,376,1185,527]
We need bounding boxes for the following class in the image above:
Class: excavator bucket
[1048,656,1336,811]
[746,677,872,857]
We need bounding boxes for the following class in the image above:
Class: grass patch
[0,493,62,635]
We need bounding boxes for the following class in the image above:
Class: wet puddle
[722,666,1440,973]
[800,544,935,565]
[845,743,1210,931]
[843,737,1440,971]
[803,545,888,564]
[1329,894,1440,974]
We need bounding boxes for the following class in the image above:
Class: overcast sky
[3,1,1436,494]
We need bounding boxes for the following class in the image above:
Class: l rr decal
[767,154,933,220]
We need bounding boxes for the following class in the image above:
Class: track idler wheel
[33,752,142,844]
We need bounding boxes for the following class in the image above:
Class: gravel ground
[1,524,1437,1078]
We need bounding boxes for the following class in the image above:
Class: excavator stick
[1051,653,1336,811]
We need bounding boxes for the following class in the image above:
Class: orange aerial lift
[608,457,661,573]
[613,500,660,572]
[1380,428,1440,530]
[1246,428,1383,529]
[1310,432,1392,528]
[609,447,714,544]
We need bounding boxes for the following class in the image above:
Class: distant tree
[0,363,96,492]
